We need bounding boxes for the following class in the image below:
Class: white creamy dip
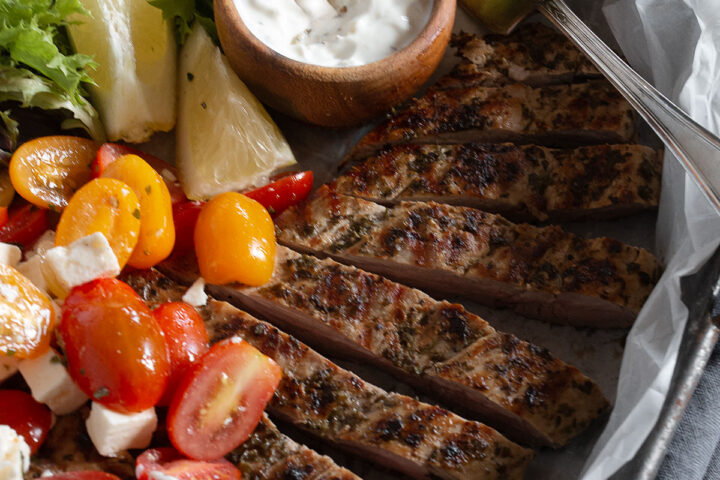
[235,0,433,67]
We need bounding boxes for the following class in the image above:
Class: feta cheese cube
[16,255,48,294]
[0,243,21,267]
[86,402,157,457]
[182,277,207,306]
[0,425,30,480]
[44,232,120,297]
[18,348,88,415]
[0,354,18,383]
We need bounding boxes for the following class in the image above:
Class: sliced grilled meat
[347,81,634,161]
[274,186,661,328]
[125,269,533,480]
[335,143,661,222]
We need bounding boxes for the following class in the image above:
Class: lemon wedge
[176,24,296,201]
[67,0,176,143]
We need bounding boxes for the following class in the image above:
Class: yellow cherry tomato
[56,178,141,269]
[10,136,97,210]
[194,192,276,286]
[100,154,175,269]
[0,264,54,358]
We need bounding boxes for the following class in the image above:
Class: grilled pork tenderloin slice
[347,81,634,162]
[335,143,662,222]
[161,246,608,448]
[274,186,660,328]
[436,23,601,90]
[124,269,533,480]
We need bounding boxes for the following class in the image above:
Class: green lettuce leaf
[149,0,217,46]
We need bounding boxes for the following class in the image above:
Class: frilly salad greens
[0,0,105,150]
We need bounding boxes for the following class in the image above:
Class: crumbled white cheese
[182,277,207,306]
[86,402,157,457]
[0,425,30,480]
[25,230,56,260]
[0,243,21,267]
[0,355,18,383]
[44,232,120,298]
[16,255,48,294]
[18,348,88,415]
[160,168,177,183]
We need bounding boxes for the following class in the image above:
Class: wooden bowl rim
[215,0,457,82]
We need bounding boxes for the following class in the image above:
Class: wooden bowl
[214,0,456,127]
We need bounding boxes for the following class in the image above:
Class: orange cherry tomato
[60,278,170,413]
[55,178,141,269]
[136,447,242,480]
[93,143,186,204]
[0,203,48,248]
[9,136,97,210]
[101,155,175,269]
[0,264,54,358]
[152,302,209,406]
[171,201,204,258]
[244,171,313,217]
[194,193,276,286]
[167,338,282,460]
[0,390,52,453]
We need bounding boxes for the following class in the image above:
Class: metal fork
[539,0,720,215]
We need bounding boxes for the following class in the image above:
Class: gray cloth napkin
[657,343,720,480]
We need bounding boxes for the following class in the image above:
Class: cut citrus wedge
[67,0,176,143]
[176,24,296,201]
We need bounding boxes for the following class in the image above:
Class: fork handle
[539,0,720,214]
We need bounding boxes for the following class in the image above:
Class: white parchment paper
[580,1,720,478]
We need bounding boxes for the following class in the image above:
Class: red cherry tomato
[0,203,48,248]
[0,207,8,229]
[153,302,209,406]
[0,390,52,453]
[93,143,185,204]
[42,473,122,480]
[171,200,204,258]
[244,171,313,217]
[136,447,241,480]
[60,278,170,413]
[167,338,282,460]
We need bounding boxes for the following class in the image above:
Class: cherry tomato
[55,178,141,269]
[93,143,185,204]
[0,264,54,358]
[101,155,175,269]
[136,447,241,480]
[42,473,122,480]
[153,302,209,406]
[0,203,49,248]
[194,193,276,286]
[167,338,282,460]
[60,278,169,413]
[10,136,97,210]
[171,201,204,258]
[244,171,313,217]
[0,390,52,453]
[0,206,7,229]
[0,169,15,207]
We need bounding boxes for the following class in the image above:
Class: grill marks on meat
[204,246,608,448]
[348,81,635,161]
[437,24,601,89]
[274,187,660,328]
[125,269,533,480]
[334,143,662,222]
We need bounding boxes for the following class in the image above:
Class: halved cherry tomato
[0,390,52,453]
[0,264,54,358]
[42,473,122,480]
[0,203,48,248]
[60,278,169,413]
[136,447,241,480]
[101,155,175,269]
[0,206,8,229]
[153,302,209,406]
[55,178,141,269]
[244,171,313,217]
[194,193,276,286]
[93,143,185,204]
[10,136,97,210]
[171,200,204,258]
[167,338,282,460]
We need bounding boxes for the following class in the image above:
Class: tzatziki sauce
[235,0,434,67]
